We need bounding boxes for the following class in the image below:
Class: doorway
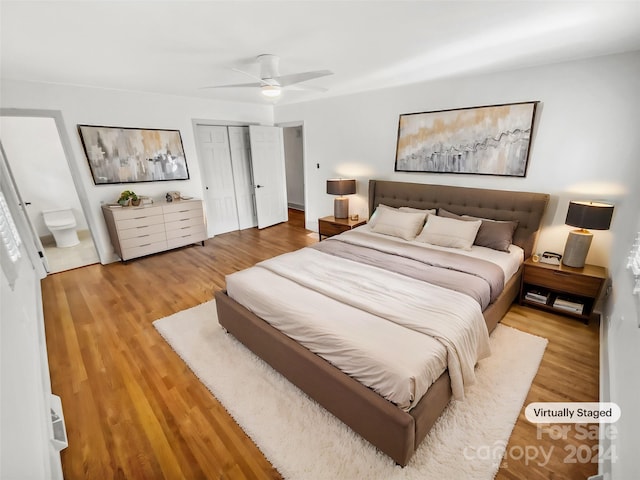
[0,114,99,273]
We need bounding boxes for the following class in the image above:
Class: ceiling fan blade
[231,67,264,83]
[286,84,329,93]
[276,70,333,87]
[200,81,261,89]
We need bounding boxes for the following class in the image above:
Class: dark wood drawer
[523,267,603,297]
[319,220,350,237]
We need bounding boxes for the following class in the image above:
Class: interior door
[196,125,240,235]
[227,127,257,230]
[248,126,288,229]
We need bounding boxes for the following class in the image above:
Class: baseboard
[287,203,304,211]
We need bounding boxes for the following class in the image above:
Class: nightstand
[318,216,366,240]
[520,258,607,323]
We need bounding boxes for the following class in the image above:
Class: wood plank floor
[42,209,598,479]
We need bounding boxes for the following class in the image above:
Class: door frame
[276,120,307,229]
[0,108,103,266]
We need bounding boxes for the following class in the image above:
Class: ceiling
[2,1,640,106]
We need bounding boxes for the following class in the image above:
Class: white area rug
[154,301,547,480]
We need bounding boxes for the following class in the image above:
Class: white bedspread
[227,244,493,409]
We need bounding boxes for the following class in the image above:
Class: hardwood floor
[42,209,598,479]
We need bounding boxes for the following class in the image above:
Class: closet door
[248,126,288,229]
[227,127,257,230]
[196,125,239,235]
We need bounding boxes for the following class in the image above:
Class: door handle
[255,185,263,189]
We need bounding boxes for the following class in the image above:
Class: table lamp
[326,179,356,219]
[562,200,614,268]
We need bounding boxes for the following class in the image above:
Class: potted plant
[117,190,139,206]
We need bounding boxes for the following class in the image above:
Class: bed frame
[215,180,549,466]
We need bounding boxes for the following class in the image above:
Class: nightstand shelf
[318,216,366,240]
[519,258,607,323]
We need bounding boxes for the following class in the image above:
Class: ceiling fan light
[261,84,281,97]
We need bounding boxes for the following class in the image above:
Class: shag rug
[154,301,547,480]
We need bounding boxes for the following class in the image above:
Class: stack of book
[525,290,549,305]
[553,297,584,314]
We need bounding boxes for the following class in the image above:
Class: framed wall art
[394,101,538,177]
[78,125,190,184]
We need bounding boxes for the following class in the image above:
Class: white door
[196,125,240,235]
[227,127,257,230]
[248,126,288,229]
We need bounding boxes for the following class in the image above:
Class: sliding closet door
[248,125,288,229]
[227,127,257,230]
[196,125,240,235]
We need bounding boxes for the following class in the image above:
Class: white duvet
[225,236,505,410]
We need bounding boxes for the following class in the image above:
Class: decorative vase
[131,199,141,206]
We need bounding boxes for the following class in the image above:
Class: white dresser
[102,199,206,261]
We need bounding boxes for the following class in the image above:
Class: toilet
[42,208,79,248]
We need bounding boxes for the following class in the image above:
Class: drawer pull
[552,271,571,276]
[139,243,151,247]
[137,234,150,238]
[136,225,149,229]
[134,216,146,220]
[181,226,190,230]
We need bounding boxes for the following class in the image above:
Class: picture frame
[394,101,538,177]
[77,125,190,184]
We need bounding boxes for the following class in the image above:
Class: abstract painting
[78,125,189,184]
[394,102,538,177]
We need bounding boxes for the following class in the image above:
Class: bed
[215,180,549,466]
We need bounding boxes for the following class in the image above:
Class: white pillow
[369,208,427,241]
[399,207,436,216]
[415,214,482,250]
[368,204,397,228]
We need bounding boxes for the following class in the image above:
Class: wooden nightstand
[318,216,366,240]
[520,258,607,323]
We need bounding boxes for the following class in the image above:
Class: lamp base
[334,197,349,219]
[562,229,593,268]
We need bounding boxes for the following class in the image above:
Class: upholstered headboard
[368,180,550,258]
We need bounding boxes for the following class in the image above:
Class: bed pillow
[399,207,437,215]
[369,208,428,241]
[438,209,518,252]
[368,204,397,228]
[415,214,481,250]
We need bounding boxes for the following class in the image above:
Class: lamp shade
[326,179,356,196]
[565,201,614,230]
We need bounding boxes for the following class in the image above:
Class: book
[525,290,549,304]
[553,297,584,314]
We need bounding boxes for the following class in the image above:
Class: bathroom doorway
[0,113,99,273]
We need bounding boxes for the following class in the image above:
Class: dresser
[102,199,206,261]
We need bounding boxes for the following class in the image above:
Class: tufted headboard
[368,180,550,258]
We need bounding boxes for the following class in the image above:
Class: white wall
[276,51,640,268]
[0,80,273,263]
[275,50,640,479]
[0,116,88,237]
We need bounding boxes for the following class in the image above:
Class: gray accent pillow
[438,209,519,252]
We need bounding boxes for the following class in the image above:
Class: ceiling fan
[203,54,333,98]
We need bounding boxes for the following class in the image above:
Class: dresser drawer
[112,206,164,220]
[164,209,203,224]
[163,200,202,214]
[167,231,205,249]
[165,215,204,232]
[117,213,164,230]
[166,223,205,240]
[523,267,603,297]
[120,231,167,250]
[118,222,166,240]
[121,240,168,261]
